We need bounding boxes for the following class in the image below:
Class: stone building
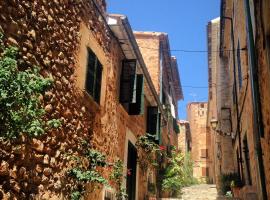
[206,17,235,191]
[134,32,183,151]
[178,120,191,154]
[0,1,183,200]
[251,0,270,199]
[187,102,214,182]
[208,0,270,199]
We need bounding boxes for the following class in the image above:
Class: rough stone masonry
[0,0,121,199]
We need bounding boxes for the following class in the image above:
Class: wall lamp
[210,118,232,137]
[210,119,218,131]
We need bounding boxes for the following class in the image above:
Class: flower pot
[231,186,241,198]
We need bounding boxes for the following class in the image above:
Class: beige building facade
[187,102,214,182]
[134,32,183,148]
[178,120,191,154]
[207,17,235,192]
[208,0,270,199]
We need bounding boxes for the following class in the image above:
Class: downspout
[244,0,267,199]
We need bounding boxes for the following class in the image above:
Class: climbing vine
[0,33,61,139]
[68,148,108,200]
[109,159,128,200]
[135,134,165,173]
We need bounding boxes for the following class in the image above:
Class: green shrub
[162,151,197,197]
[0,33,60,139]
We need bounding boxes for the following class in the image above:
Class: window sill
[83,90,101,113]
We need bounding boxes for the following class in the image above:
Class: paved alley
[162,184,233,200]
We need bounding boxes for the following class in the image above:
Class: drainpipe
[222,16,243,182]
[244,0,267,199]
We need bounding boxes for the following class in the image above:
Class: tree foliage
[0,33,60,138]
[162,151,197,197]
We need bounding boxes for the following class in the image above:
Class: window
[129,74,144,115]
[232,85,236,104]
[237,40,243,89]
[119,60,136,104]
[119,60,144,115]
[243,135,252,185]
[147,106,161,143]
[201,149,208,158]
[202,167,209,177]
[85,48,102,103]
[173,118,180,134]
[209,90,213,100]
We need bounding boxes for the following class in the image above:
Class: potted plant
[220,173,242,196]
[230,176,242,198]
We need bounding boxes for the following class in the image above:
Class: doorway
[126,141,137,200]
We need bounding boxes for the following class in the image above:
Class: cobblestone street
[162,184,234,200]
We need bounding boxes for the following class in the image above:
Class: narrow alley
[0,0,270,200]
[180,185,231,200]
[162,184,233,200]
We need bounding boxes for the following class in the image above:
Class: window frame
[85,48,103,104]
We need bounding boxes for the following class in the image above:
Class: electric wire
[117,38,247,53]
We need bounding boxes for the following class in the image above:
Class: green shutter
[85,48,102,103]
[157,113,161,143]
[119,59,137,103]
[173,118,180,134]
[129,74,144,115]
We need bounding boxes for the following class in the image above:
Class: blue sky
[107,0,220,119]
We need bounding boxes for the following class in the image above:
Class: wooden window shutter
[94,60,102,103]
[86,49,96,97]
[173,118,180,134]
[129,74,144,115]
[202,167,209,177]
[85,48,103,103]
[156,113,161,142]
[201,149,208,158]
[119,59,137,103]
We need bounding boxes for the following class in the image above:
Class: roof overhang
[107,14,137,60]
[171,56,184,100]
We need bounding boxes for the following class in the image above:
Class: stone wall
[230,0,258,191]
[218,0,268,198]
[0,0,149,199]
[187,102,213,181]
[134,33,161,95]
[178,120,189,154]
[254,0,270,197]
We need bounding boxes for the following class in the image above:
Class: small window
[85,48,103,103]
[147,106,161,142]
[237,40,243,89]
[119,60,144,115]
[201,149,208,158]
[232,86,236,104]
[202,167,209,177]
